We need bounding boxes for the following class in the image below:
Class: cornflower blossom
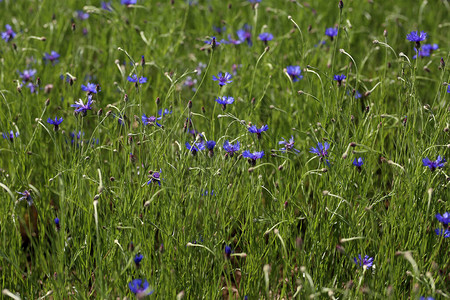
[447,85,450,93]
[419,297,435,300]
[258,32,273,45]
[286,66,303,82]
[18,190,33,206]
[201,190,215,196]
[248,124,268,139]
[1,24,16,42]
[310,142,329,160]
[25,82,38,94]
[406,30,427,48]
[221,34,242,45]
[2,130,19,141]
[435,229,450,238]
[76,10,89,20]
[134,254,143,267]
[47,117,64,131]
[436,212,450,226]
[333,74,346,86]
[128,279,154,298]
[413,43,438,59]
[213,26,226,34]
[121,0,137,5]
[215,96,234,110]
[141,114,162,127]
[206,140,216,156]
[248,0,261,3]
[225,245,232,259]
[183,76,197,91]
[422,156,446,171]
[354,254,374,269]
[127,74,147,84]
[212,72,232,86]
[204,36,220,47]
[54,217,60,230]
[223,140,240,157]
[147,170,162,186]
[237,24,252,46]
[279,136,300,153]
[158,108,172,117]
[19,69,37,82]
[353,157,364,171]
[185,141,205,155]
[43,51,60,64]
[325,27,338,40]
[242,150,264,165]
[71,95,93,116]
[81,82,100,94]
[101,1,113,11]
[196,62,207,75]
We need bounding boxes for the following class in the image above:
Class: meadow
[0,0,449,299]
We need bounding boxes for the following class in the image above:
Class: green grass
[0,0,449,299]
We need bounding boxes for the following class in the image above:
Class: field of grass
[0,0,449,299]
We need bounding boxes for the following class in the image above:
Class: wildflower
[81,82,100,94]
[314,40,326,47]
[212,72,232,86]
[2,130,19,141]
[422,156,446,171]
[248,0,261,3]
[201,190,215,196]
[406,30,427,48]
[206,140,216,156]
[286,66,303,82]
[354,90,362,99]
[353,157,364,171]
[413,43,438,59]
[141,114,161,127]
[258,32,273,45]
[121,0,137,5]
[183,76,197,91]
[70,131,84,145]
[333,74,346,86]
[310,142,330,160]
[447,85,450,93]
[54,217,60,230]
[436,212,450,226]
[419,297,435,300]
[134,254,143,267]
[435,229,450,238]
[71,95,93,116]
[17,190,33,206]
[19,69,37,82]
[195,62,207,75]
[1,24,16,42]
[76,10,89,20]
[279,136,300,153]
[127,74,147,84]
[213,25,226,34]
[224,245,232,259]
[237,24,252,46]
[325,27,338,40]
[204,36,220,48]
[25,82,38,94]
[353,254,374,269]
[248,124,268,139]
[185,141,205,155]
[43,51,60,65]
[223,140,240,157]
[47,117,64,131]
[221,34,242,45]
[158,108,172,117]
[215,96,234,110]
[101,1,113,11]
[242,150,264,165]
[147,170,162,186]
[128,279,154,298]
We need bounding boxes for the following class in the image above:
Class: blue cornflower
[237,24,252,46]
[435,229,450,238]
[25,82,38,94]
[206,140,216,150]
[224,245,232,259]
[213,25,226,34]
[127,74,147,84]
[248,124,268,139]
[447,85,450,93]
[147,170,162,186]
[258,32,273,45]
[223,140,240,157]
[134,254,143,267]
[71,95,93,116]
[19,69,37,82]
[406,30,427,48]
[419,297,435,300]
[221,34,242,45]
[353,157,364,171]
[185,141,205,155]
[248,0,261,3]
[101,1,113,11]
[201,190,215,196]
[141,114,162,127]
[1,24,16,42]
[2,130,19,141]
[43,51,60,65]
[413,44,438,59]
[354,90,362,99]
[81,82,100,94]
[310,142,329,159]
[184,76,197,91]
[158,108,172,117]
[54,217,60,226]
[279,136,300,153]
[422,156,446,171]
[77,10,89,20]
[325,27,338,40]
[128,279,153,297]
[121,0,137,5]
[204,36,220,48]
[436,212,450,226]
[286,66,303,82]
[215,96,234,110]
[47,117,64,131]
[333,74,346,86]
[354,254,374,269]
[17,190,33,206]
[212,72,232,86]
[242,150,264,165]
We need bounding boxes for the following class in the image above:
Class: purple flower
[185,141,205,155]
[127,74,147,84]
[134,254,143,267]
[354,254,374,269]
[215,96,234,110]
[435,229,450,238]
[419,297,435,300]
[158,108,172,117]
[242,150,264,165]
[310,142,329,159]
[128,279,153,297]
[2,130,19,141]
[223,140,240,157]
[19,69,37,82]
[121,0,137,5]
[353,157,364,168]
[147,170,162,186]
[71,95,93,116]
[81,82,100,94]
[212,72,232,86]
[413,43,438,59]
[101,1,113,11]
[206,140,216,150]
[325,27,338,40]
[43,51,60,64]
[204,36,220,48]
[406,31,427,43]
[237,24,252,46]
[286,66,303,82]
[213,25,226,34]
[54,217,60,226]
[279,136,300,153]
[76,10,89,20]
[183,76,197,90]
[436,212,450,226]
[221,34,242,45]
[248,124,268,139]
[1,24,16,42]
[422,156,446,171]
[25,82,38,94]
[258,32,273,44]
[447,85,450,94]
[141,114,161,127]
[17,190,33,206]
[248,0,261,3]
[333,74,346,86]
[47,117,64,131]
[225,245,232,259]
